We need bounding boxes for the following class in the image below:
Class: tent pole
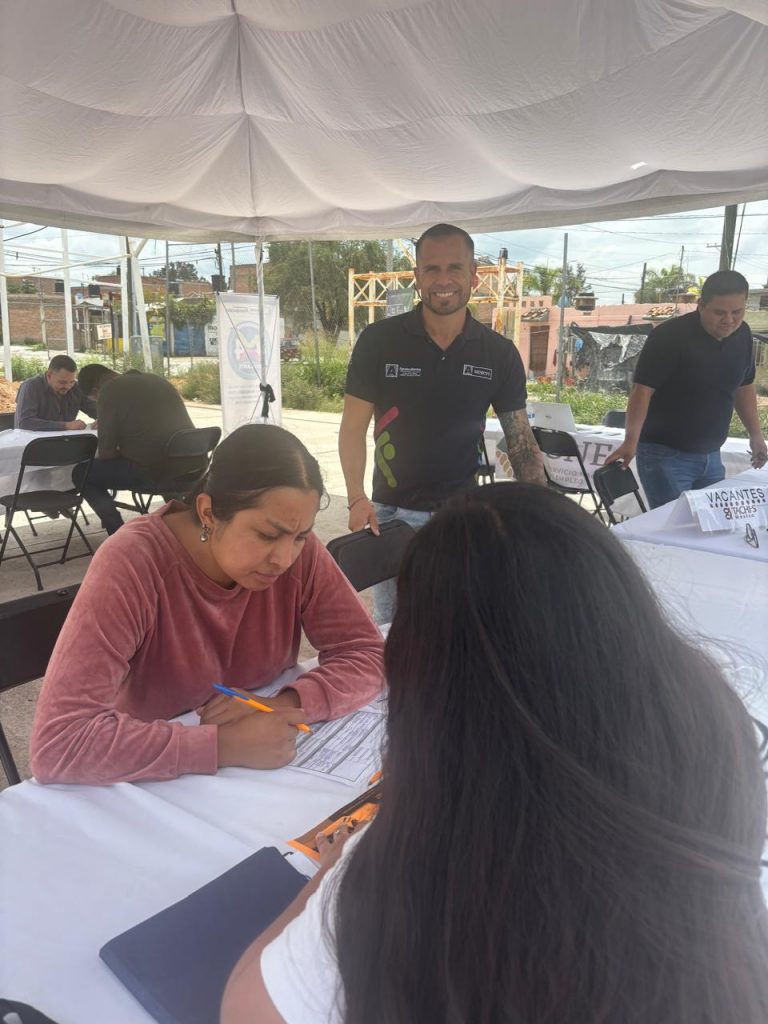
[555,232,568,402]
[0,224,11,381]
[256,238,269,421]
[120,239,130,367]
[308,240,321,385]
[61,230,75,358]
[129,239,152,372]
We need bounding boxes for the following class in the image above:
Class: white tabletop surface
[613,469,768,562]
[621,538,768,724]
[0,427,96,496]
[2,551,767,1022]
[0,694,373,1023]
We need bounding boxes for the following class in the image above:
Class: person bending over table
[30,425,384,786]
[222,483,768,1024]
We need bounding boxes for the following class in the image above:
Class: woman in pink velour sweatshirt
[30,424,385,785]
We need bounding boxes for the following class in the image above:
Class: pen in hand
[212,683,311,733]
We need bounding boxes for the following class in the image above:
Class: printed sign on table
[217,292,282,435]
[685,483,768,532]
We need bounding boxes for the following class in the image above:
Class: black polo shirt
[634,311,755,453]
[345,306,527,510]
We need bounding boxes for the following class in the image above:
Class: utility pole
[719,205,738,271]
[639,261,647,303]
[308,240,321,385]
[386,239,393,273]
[216,243,224,284]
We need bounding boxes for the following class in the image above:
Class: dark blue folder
[100,847,307,1024]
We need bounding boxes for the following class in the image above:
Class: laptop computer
[526,401,577,433]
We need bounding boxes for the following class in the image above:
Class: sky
[1,200,767,304]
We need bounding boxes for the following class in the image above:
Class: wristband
[347,495,371,511]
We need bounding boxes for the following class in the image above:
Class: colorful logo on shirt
[374,406,399,488]
[463,364,493,380]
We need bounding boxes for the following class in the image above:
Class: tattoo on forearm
[498,411,547,485]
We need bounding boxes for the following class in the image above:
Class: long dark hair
[335,483,768,1023]
[187,423,324,520]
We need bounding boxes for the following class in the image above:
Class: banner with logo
[217,292,282,435]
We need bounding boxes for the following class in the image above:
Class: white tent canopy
[1,0,767,241]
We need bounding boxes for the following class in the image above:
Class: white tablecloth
[0,428,92,496]
[485,419,752,492]
[621,539,768,725]
[2,574,767,1022]
[613,469,768,562]
[0,686,373,1023]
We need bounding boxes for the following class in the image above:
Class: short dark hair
[76,363,118,398]
[700,270,749,305]
[47,355,77,374]
[415,223,474,261]
[187,424,325,522]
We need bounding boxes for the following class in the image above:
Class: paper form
[286,697,386,784]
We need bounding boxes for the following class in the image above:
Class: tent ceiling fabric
[0,0,766,241]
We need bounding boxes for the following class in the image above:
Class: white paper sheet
[287,697,387,785]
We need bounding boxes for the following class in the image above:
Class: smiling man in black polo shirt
[339,222,544,622]
[607,270,767,509]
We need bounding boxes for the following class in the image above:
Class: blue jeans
[636,442,725,510]
[371,504,432,625]
[73,457,154,534]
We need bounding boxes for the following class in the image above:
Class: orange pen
[212,683,311,733]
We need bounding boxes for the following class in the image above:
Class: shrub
[178,361,221,404]
[11,354,47,380]
[526,382,627,425]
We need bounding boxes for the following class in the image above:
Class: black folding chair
[476,435,495,486]
[0,434,97,591]
[327,519,416,592]
[0,584,80,784]
[602,409,626,429]
[115,426,222,515]
[0,412,15,430]
[592,462,647,525]
[532,425,607,523]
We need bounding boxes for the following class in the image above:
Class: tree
[150,260,201,281]
[263,241,410,339]
[523,262,589,305]
[635,265,688,303]
[6,278,37,294]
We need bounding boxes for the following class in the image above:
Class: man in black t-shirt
[607,270,766,508]
[73,364,202,534]
[339,223,544,622]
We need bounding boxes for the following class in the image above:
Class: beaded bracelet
[347,495,371,510]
